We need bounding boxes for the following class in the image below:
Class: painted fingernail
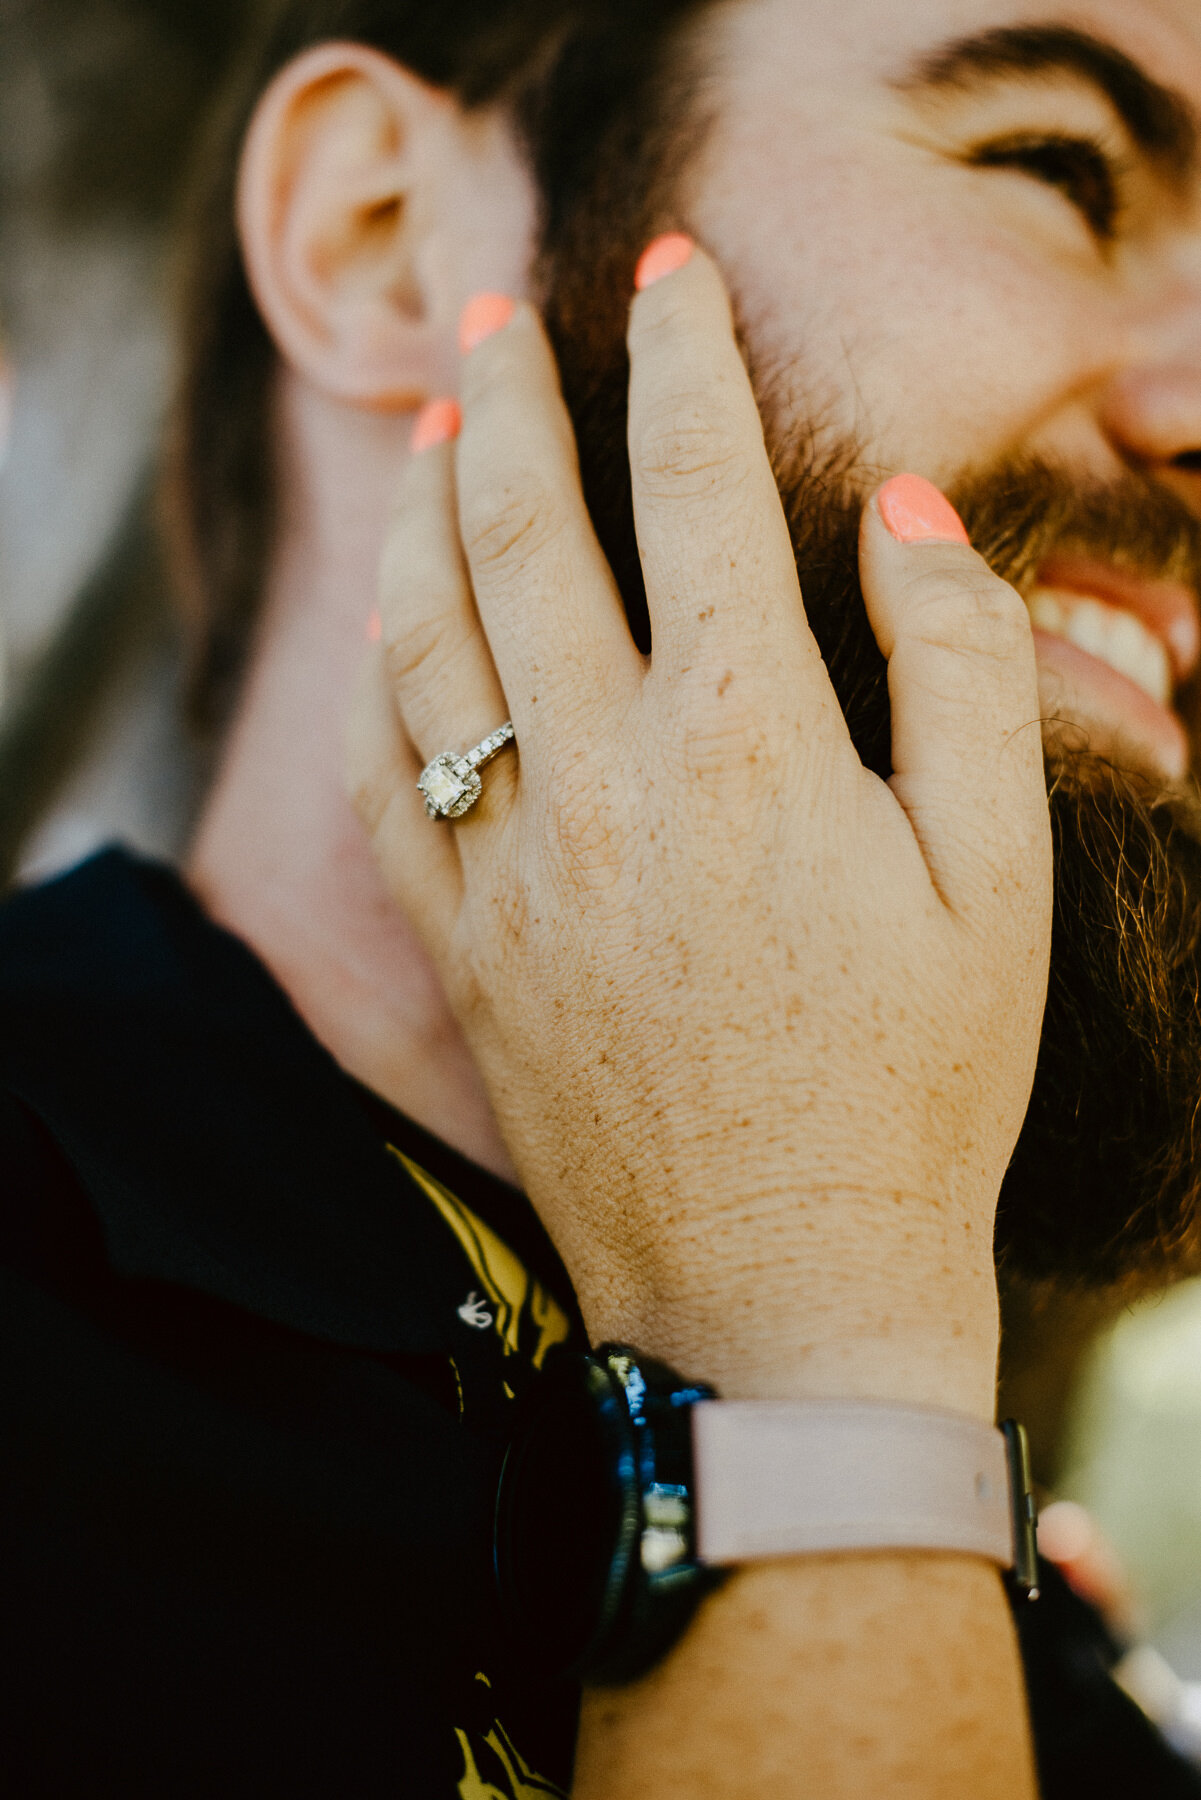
[411,397,462,454]
[635,233,695,291]
[459,293,516,353]
[877,474,971,546]
[366,608,382,645]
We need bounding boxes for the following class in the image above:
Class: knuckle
[675,703,774,794]
[462,469,563,582]
[633,393,748,501]
[382,607,456,689]
[903,568,1029,665]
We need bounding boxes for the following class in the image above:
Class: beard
[537,208,1201,1294]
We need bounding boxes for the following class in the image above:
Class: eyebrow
[899,24,1199,186]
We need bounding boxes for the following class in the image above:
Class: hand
[347,245,1052,1420]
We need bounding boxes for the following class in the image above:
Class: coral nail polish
[877,475,971,546]
[459,293,516,353]
[411,398,462,454]
[366,608,382,645]
[634,233,695,291]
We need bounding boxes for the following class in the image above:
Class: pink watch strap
[692,1400,1016,1568]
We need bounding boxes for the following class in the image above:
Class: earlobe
[237,42,459,411]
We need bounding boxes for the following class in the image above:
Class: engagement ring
[418,723,516,821]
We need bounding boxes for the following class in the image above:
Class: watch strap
[693,1399,1033,1577]
[494,1350,1040,1691]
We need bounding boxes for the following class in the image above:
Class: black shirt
[0,848,1196,1797]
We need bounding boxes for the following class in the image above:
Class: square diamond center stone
[422,758,465,809]
[419,755,482,818]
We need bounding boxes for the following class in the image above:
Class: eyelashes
[968,131,1125,241]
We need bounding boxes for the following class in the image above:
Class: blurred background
[0,0,246,886]
[6,0,1201,1758]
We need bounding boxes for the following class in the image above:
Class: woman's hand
[347,240,1051,1420]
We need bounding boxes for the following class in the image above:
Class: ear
[237,42,536,411]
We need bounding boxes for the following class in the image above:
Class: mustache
[771,451,1201,780]
[953,460,1201,786]
[948,458,1201,600]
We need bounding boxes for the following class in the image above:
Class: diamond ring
[417,723,516,821]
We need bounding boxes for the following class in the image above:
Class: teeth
[1026,587,1172,707]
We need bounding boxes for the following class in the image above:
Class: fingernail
[635,233,695,291]
[366,608,382,645]
[459,293,516,353]
[411,397,462,454]
[877,474,971,546]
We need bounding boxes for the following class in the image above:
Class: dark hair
[167,0,708,731]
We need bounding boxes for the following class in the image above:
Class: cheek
[688,132,1117,479]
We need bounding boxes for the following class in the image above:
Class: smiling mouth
[1020,556,1201,782]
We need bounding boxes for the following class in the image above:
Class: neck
[187,376,515,1182]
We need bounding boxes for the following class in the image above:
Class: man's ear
[237,42,535,411]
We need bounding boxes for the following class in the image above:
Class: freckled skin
[219,4,1201,1791]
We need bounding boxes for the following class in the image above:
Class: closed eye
[968,132,1124,241]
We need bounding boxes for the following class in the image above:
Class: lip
[1034,555,1201,684]
[1031,628,1190,781]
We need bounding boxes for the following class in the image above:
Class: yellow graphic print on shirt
[389,1156,575,1798]
[391,1150,572,1371]
[454,1676,566,1800]
[454,1722,567,1800]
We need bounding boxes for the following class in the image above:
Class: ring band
[418,723,516,820]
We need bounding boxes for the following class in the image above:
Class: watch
[494,1344,1039,1686]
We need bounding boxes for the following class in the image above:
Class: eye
[968,133,1123,242]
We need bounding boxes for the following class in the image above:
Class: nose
[1100,269,1201,490]
[1100,363,1201,475]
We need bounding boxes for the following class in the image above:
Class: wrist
[495,1341,1036,1691]
[575,1262,1000,1422]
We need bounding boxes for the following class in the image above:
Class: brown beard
[538,209,1201,1294]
